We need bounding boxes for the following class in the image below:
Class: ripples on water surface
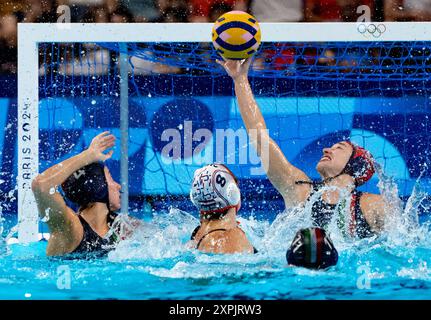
[1,172,431,299]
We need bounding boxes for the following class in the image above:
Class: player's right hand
[216,56,252,82]
[86,131,115,162]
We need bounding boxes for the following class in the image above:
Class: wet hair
[61,162,109,210]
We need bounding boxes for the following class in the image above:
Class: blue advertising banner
[1,93,430,215]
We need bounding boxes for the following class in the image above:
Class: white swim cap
[190,163,241,216]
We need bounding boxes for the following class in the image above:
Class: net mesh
[37,41,431,217]
[99,41,431,81]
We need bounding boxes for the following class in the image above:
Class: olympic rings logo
[357,23,386,38]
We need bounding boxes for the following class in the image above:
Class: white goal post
[17,22,431,243]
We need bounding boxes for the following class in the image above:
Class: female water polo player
[189,163,257,254]
[217,58,390,239]
[32,131,135,257]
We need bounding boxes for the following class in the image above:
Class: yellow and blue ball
[212,11,261,60]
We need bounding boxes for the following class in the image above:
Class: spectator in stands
[0,13,19,74]
[151,0,189,22]
[122,0,159,22]
[162,3,189,22]
[95,6,110,22]
[0,1,26,17]
[304,0,341,22]
[304,0,374,22]
[189,0,248,22]
[61,0,106,22]
[208,2,234,22]
[249,0,303,22]
[66,0,118,17]
[110,4,135,22]
[25,0,58,23]
[384,0,431,21]
[65,0,135,22]
[82,5,110,23]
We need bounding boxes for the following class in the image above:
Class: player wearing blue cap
[32,131,136,258]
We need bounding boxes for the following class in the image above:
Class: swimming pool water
[1,204,431,300]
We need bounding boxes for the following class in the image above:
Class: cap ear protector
[342,141,375,187]
[286,227,338,270]
[190,163,241,218]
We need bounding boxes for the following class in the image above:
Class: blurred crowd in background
[1,0,431,75]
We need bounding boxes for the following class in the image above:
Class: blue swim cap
[61,162,109,208]
[286,227,338,270]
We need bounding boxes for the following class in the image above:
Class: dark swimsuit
[307,182,374,239]
[191,225,258,254]
[69,211,119,258]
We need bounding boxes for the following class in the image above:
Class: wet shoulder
[359,192,387,232]
[46,208,84,256]
[360,192,384,207]
[199,228,253,254]
[283,182,314,210]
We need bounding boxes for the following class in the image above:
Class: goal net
[16,22,431,242]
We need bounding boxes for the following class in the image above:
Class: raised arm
[217,58,311,207]
[31,132,115,238]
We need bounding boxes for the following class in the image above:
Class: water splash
[0,182,430,298]
[259,205,310,256]
[0,210,7,256]
[97,169,431,282]
[108,208,198,261]
[375,162,431,248]
[397,260,431,280]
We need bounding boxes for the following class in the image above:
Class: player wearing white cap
[189,163,257,254]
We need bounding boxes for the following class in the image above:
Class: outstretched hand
[216,57,252,82]
[87,131,115,162]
